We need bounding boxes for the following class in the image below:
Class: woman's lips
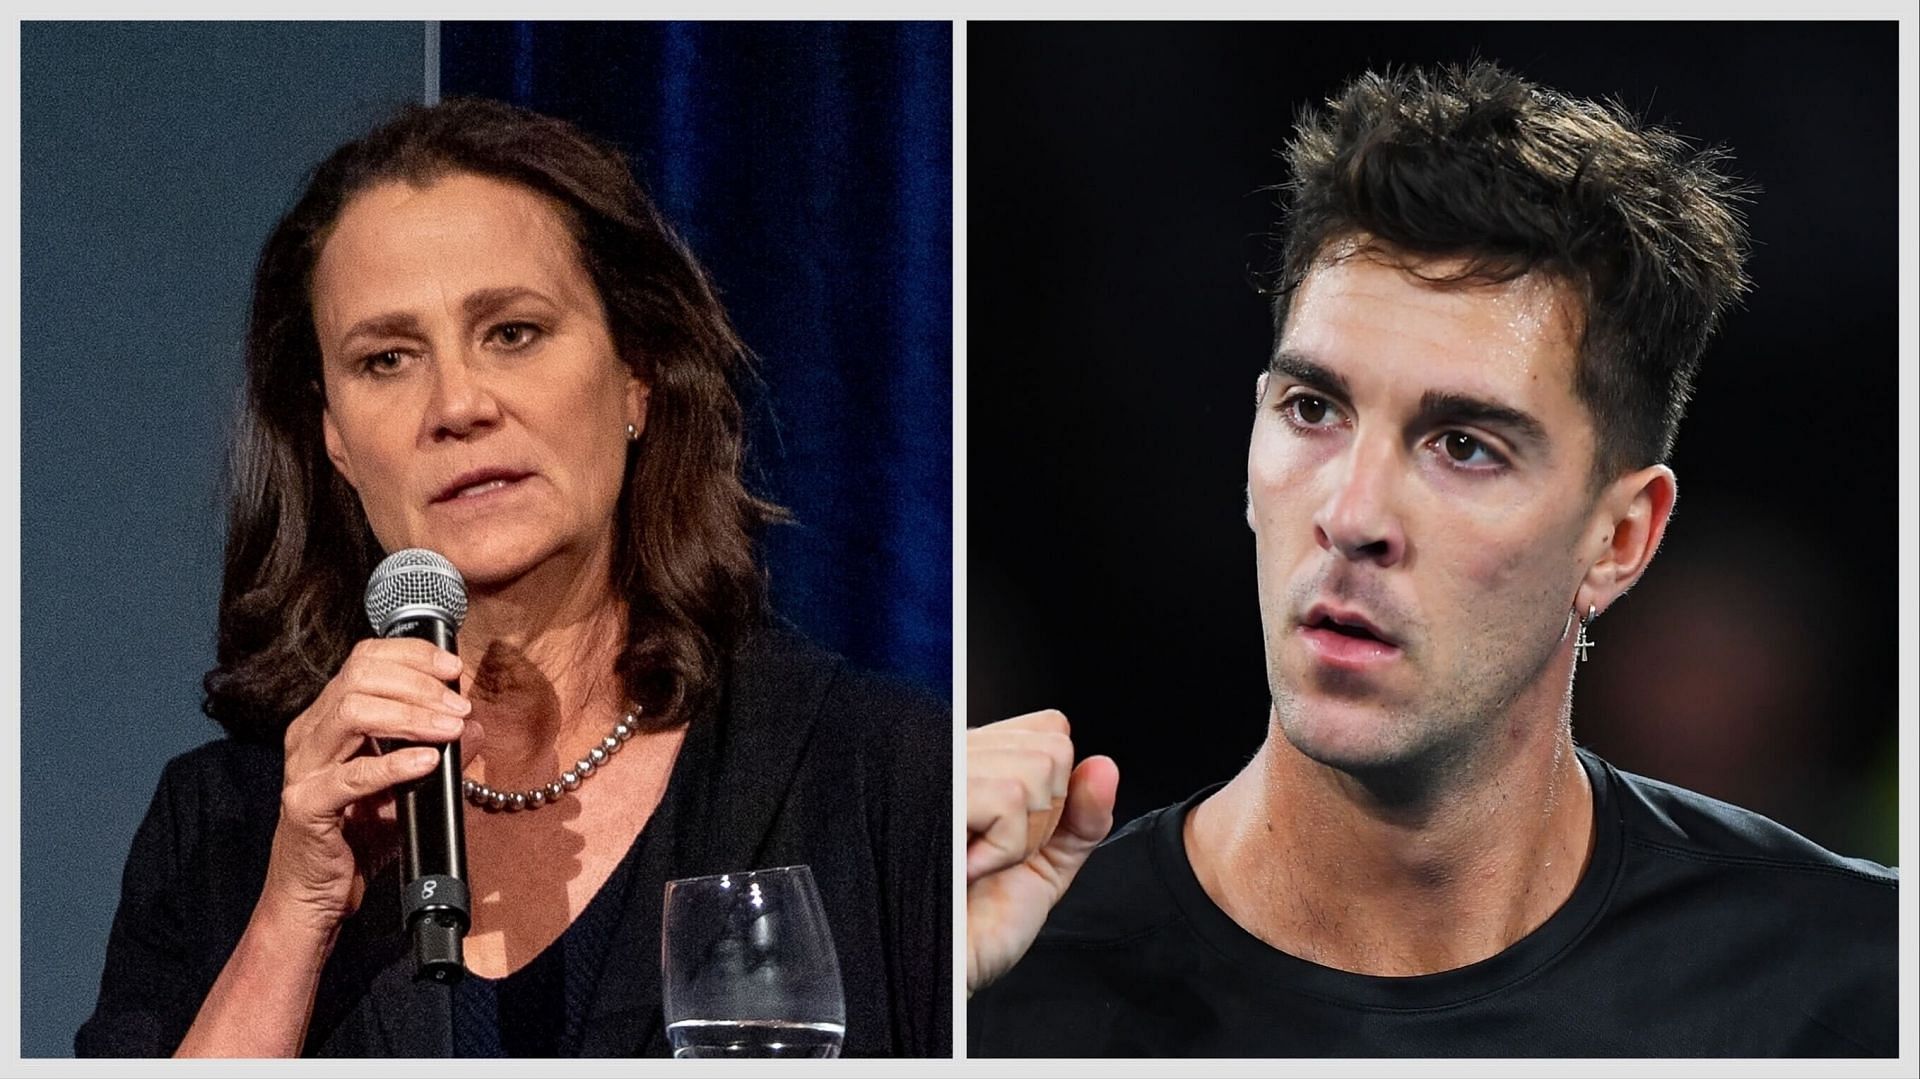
[433,471,533,505]
[433,470,533,503]
[451,478,513,499]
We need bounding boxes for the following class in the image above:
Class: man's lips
[432,468,534,503]
[1300,603,1398,647]
[1298,624,1403,669]
[1297,602,1404,671]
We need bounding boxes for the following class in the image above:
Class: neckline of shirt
[1149,745,1626,1012]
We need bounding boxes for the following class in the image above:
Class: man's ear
[1246,371,1272,532]
[322,407,357,489]
[1577,464,1677,616]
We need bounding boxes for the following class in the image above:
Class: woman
[75,98,949,1057]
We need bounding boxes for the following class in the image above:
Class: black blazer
[76,627,951,1057]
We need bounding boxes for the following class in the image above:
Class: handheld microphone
[364,548,471,984]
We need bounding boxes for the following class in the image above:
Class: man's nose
[1312,433,1406,568]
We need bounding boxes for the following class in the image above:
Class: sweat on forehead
[1277,239,1588,366]
[1347,235,1578,317]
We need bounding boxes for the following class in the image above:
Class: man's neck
[1185,696,1594,977]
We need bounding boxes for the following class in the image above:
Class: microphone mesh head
[365,549,468,635]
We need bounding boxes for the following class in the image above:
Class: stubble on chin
[1263,642,1503,800]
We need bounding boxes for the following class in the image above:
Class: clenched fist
[965,710,1118,997]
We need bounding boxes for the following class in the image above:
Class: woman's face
[312,171,646,589]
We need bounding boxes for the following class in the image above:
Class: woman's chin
[375,518,612,595]
[430,540,563,592]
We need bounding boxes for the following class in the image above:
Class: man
[966,62,1896,1057]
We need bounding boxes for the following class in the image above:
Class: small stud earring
[625,422,638,442]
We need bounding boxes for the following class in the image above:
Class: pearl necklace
[461,705,641,812]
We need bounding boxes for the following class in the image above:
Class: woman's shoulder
[147,735,284,817]
[726,623,949,750]
[110,737,282,918]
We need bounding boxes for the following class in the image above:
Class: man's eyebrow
[1414,390,1551,451]
[1270,349,1552,452]
[1267,351,1352,401]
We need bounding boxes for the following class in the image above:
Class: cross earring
[1574,604,1597,663]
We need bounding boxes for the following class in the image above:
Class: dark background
[441,22,953,692]
[967,22,1899,865]
[22,22,949,1057]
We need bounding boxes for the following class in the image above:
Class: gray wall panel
[21,21,425,1056]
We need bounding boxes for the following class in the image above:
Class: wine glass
[661,864,847,1057]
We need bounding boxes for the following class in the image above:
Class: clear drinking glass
[661,864,847,1058]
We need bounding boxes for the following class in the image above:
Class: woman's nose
[425,351,503,438]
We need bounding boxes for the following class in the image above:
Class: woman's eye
[361,350,406,375]
[490,322,541,349]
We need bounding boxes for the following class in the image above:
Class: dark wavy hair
[1270,62,1753,485]
[203,97,783,741]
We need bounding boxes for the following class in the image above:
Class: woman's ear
[626,371,651,439]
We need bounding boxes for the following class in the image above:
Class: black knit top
[78,627,952,1057]
[451,831,649,1057]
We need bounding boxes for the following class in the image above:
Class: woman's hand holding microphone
[176,638,480,1057]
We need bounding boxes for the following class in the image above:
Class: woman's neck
[454,543,630,785]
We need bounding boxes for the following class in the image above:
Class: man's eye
[361,350,406,374]
[1437,432,1503,468]
[1285,395,1338,427]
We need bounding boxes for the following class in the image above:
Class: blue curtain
[441,22,951,695]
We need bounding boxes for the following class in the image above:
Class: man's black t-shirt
[969,748,1896,1057]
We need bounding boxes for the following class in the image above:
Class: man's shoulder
[970,795,1216,1057]
[1595,749,1896,987]
[1589,753,1897,1054]
[1030,796,1197,946]
[1599,751,1897,889]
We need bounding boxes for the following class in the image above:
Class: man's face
[1248,247,1601,780]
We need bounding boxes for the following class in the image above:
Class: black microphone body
[381,613,471,983]
[364,549,472,984]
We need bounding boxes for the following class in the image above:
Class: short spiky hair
[1271,61,1752,483]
